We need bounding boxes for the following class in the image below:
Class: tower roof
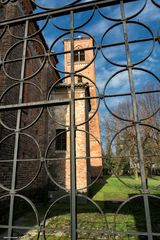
[63,36,94,44]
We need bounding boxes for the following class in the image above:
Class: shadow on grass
[88,174,160,239]
[1,175,160,239]
[89,174,111,198]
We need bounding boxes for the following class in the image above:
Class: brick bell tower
[63,37,103,189]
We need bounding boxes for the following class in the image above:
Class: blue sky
[34,0,160,149]
[33,0,92,9]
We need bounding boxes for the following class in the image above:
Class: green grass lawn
[90,175,160,201]
[31,175,160,240]
[6,175,160,240]
[89,175,160,239]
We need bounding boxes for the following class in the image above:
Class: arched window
[74,49,85,62]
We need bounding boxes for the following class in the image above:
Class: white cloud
[83,0,92,2]
[36,0,160,106]
[139,0,160,22]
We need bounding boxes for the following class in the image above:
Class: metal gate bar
[120,1,152,239]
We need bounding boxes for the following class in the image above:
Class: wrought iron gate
[0,0,160,239]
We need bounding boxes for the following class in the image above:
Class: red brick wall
[64,38,103,185]
[0,1,59,199]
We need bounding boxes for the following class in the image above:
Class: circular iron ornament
[43,194,70,240]
[77,193,109,235]
[3,39,46,81]
[98,0,147,22]
[0,82,44,131]
[47,74,100,127]
[45,129,69,192]
[45,129,103,192]
[43,194,108,240]
[106,124,160,191]
[139,123,160,190]
[0,0,9,3]
[49,30,98,74]
[0,133,42,192]
[101,21,155,67]
[0,194,40,239]
[7,17,49,40]
[113,194,160,238]
[52,8,95,31]
[152,0,160,7]
[0,0,17,4]
[31,0,80,10]
[103,67,160,122]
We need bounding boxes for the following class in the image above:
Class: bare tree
[105,86,160,179]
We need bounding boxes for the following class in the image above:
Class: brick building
[0,1,102,197]
[48,37,102,192]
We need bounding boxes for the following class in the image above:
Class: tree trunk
[134,163,139,180]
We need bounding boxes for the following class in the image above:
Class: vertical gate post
[8,20,29,239]
[70,10,77,240]
[120,1,153,239]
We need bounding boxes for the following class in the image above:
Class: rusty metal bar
[120,1,153,239]
[70,10,77,240]
[0,0,137,27]
[7,20,29,239]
